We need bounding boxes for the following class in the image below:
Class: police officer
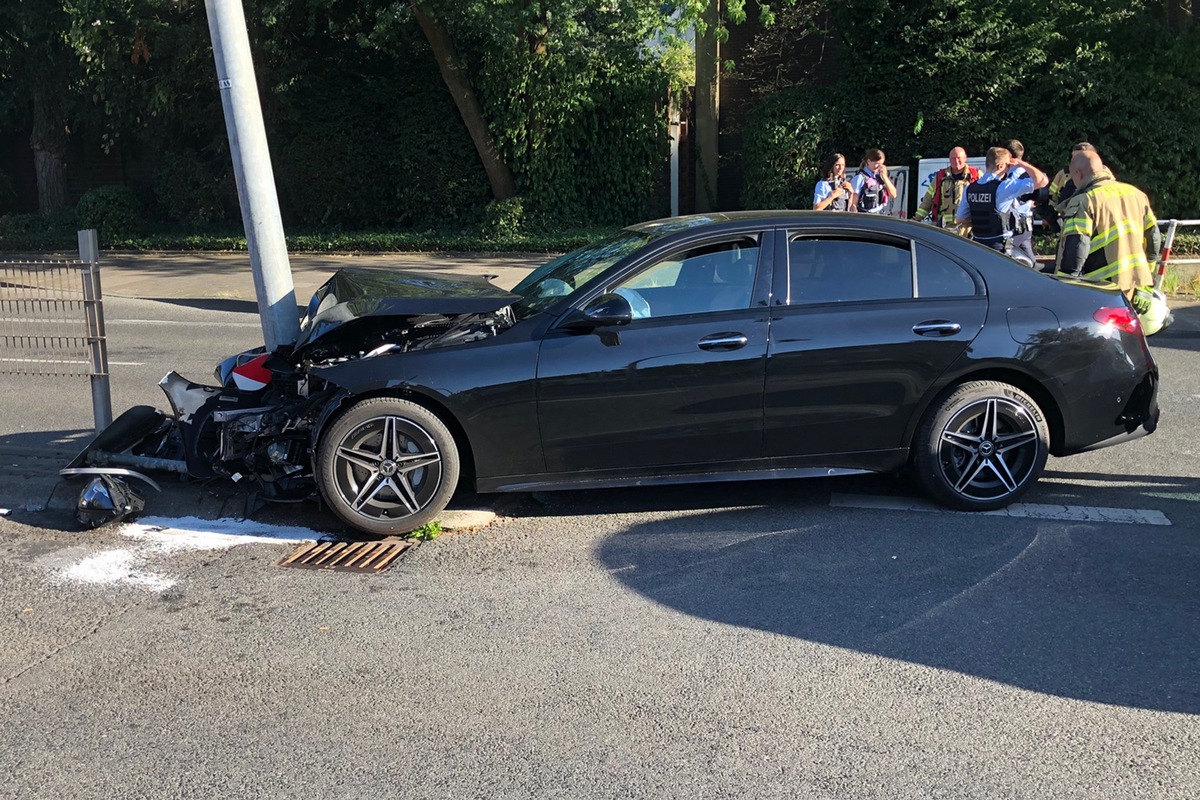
[955,146,1048,265]
[1003,139,1040,268]
[851,148,898,214]
[1055,149,1161,304]
[913,146,980,236]
[812,152,854,211]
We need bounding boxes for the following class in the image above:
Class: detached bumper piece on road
[277,539,415,574]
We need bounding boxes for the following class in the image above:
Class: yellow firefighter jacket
[1055,170,1158,298]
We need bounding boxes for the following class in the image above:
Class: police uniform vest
[856,172,887,213]
[823,179,851,211]
[965,179,1014,242]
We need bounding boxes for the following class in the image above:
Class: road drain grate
[277,539,415,573]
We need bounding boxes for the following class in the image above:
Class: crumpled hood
[293,268,519,358]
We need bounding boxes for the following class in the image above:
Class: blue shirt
[956,170,1036,232]
[813,178,848,209]
[1010,167,1034,220]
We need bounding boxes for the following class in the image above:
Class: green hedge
[77,186,142,242]
[0,218,617,254]
[271,54,490,229]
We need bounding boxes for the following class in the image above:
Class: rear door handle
[698,332,749,351]
[912,320,962,337]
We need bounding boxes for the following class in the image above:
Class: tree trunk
[31,91,70,214]
[410,1,516,201]
[1166,0,1191,31]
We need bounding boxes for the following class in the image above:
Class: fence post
[78,229,112,431]
[1155,219,1180,291]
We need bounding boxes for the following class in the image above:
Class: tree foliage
[742,0,1200,218]
[4,0,1197,228]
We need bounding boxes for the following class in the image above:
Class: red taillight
[1094,306,1141,334]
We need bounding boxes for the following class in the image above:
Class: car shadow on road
[535,477,1200,715]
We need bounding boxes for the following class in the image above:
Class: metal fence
[0,230,112,430]
[1155,218,1200,289]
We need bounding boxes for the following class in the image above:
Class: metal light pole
[204,0,300,351]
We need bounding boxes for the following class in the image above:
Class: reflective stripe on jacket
[1056,172,1156,296]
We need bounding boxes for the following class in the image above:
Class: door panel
[764,234,987,457]
[536,234,772,473]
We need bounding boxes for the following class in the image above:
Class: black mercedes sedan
[71,212,1160,535]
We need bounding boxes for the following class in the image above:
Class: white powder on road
[57,516,317,591]
[63,549,176,592]
[122,516,317,551]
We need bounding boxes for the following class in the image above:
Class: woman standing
[812,152,855,211]
[851,148,898,214]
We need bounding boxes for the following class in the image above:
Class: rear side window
[787,237,912,305]
[915,243,978,297]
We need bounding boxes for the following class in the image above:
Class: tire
[315,397,460,535]
[912,380,1048,511]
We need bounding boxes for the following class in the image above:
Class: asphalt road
[0,258,1197,798]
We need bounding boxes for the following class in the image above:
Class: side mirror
[562,292,634,331]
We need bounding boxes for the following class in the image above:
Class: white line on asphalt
[829,494,1172,526]
[0,317,261,327]
[0,357,145,366]
[112,319,261,327]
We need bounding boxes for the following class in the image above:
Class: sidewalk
[90,250,546,299]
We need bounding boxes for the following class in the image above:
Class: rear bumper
[1075,371,1159,453]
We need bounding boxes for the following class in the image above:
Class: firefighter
[1049,141,1097,215]
[955,147,1048,265]
[913,147,980,236]
[1055,149,1162,307]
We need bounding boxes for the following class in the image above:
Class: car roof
[626,211,920,238]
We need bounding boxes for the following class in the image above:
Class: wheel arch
[313,386,478,486]
[906,367,1066,458]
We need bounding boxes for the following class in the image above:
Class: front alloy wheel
[914,381,1049,511]
[316,397,460,535]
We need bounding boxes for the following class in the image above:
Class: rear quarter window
[915,243,979,298]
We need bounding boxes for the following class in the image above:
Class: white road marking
[0,317,261,327]
[112,319,261,327]
[829,494,1171,526]
[0,357,144,366]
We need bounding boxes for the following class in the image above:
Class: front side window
[787,237,913,305]
[511,230,654,318]
[608,237,760,319]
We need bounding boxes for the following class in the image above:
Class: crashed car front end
[62,268,520,525]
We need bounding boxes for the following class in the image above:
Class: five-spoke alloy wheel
[914,380,1049,511]
[316,397,460,535]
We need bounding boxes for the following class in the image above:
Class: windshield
[510,230,654,318]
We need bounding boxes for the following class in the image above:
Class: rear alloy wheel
[913,380,1048,511]
[316,397,459,535]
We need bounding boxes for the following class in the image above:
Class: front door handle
[698,332,749,351]
[912,320,962,337]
